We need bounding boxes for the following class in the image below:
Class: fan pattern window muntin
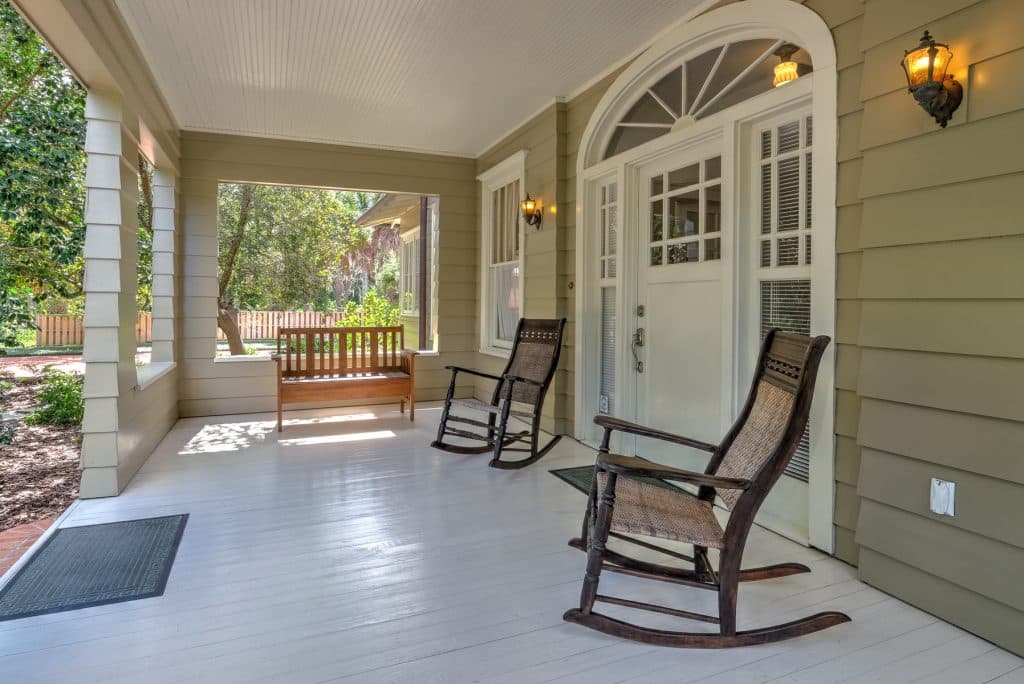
[649,156,722,266]
[604,39,813,160]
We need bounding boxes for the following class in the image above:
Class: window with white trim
[757,114,814,481]
[598,180,617,414]
[478,152,525,356]
[399,231,420,315]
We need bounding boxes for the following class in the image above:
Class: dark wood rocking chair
[431,318,566,469]
[564,329,850,647]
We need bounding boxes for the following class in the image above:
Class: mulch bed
[0,374,80,533]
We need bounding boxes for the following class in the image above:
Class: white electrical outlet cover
[930,478,956,516]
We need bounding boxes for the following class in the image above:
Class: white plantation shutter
[760,280,811,481]
[599,287,616,414]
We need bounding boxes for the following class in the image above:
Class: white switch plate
[930,478,956,516]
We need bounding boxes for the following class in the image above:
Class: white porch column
[80,91,140,498]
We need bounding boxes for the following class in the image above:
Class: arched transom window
[604,39,812,160]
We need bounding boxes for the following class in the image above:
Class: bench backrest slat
[277,326,404,378]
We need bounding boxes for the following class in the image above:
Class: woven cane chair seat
[597,472,725,549]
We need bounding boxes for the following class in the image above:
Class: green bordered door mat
[549,465,683,495]
[0,514,188,621]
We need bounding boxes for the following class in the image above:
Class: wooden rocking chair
[564,329,850,647]
[431,318,566,469]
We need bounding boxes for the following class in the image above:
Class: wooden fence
[34,310,354,347]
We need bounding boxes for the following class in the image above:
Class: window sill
[214,353,273,363]
[135,361,176,391]
[479,345,512,359]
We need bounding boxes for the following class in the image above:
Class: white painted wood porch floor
[1,404,1021,683]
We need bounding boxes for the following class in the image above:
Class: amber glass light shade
[902,32,952,88]
[520,194,542,227]
[773,61,800,88]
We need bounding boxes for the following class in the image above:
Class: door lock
[631,327,645,373]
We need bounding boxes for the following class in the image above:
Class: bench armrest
[597,452,749,490]
[444,365,502,382]
[593,415,718,453]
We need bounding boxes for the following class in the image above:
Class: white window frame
[399,227,420,315]
[477,150,526,358]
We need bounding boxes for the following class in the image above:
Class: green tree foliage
[216,183,404,351]
[0,1,86,345]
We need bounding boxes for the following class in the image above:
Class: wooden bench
[272,325,416,431]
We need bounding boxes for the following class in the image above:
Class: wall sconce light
[772,44,809,88]
[900,31,963,128]
[520,193,543,228]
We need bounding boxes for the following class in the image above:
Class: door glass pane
[705,185,721,233]
[668,190,699,238]
[667,163,699,191]
[760,164,772,234]
[705,237,721,260]
[777,236,799,266]
[667,242,699,264]
[606,205,618,255]
[650,246,663,265]
[777,120,801,154]
[651,201,663,241]
[651,174,664,196]
[777,156,800,231]
[704,156,722,180]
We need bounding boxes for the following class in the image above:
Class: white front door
[631,141,725,471]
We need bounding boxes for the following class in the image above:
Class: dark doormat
[0,514,188,621]
[550,465,683,496]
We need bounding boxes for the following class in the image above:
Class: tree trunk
[218,304,246,356]
[217,185,255,354]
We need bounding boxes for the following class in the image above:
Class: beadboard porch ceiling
[112,0,711,157]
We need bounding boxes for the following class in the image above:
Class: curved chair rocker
[431,318,566,469]
[563,329,849,648]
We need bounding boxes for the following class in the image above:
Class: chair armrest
[270,353,282,362]
[597,453,749,490]
[593,415,717,453]
[401,348,419,356]
[503,373,542,387]
[444,365,502,381]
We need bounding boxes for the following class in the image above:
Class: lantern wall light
[773,44,810,88]
[520,193,543,229]
[900,31,963,128]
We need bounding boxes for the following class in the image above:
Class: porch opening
[215,183,439,357]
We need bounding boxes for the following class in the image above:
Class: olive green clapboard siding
[853,0,1024,654]
[178,132,477,417]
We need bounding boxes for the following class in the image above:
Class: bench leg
[277,397,283,432]
[408,393,415,421]
[400,399,405,414]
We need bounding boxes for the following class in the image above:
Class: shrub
[25,369,84,426]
